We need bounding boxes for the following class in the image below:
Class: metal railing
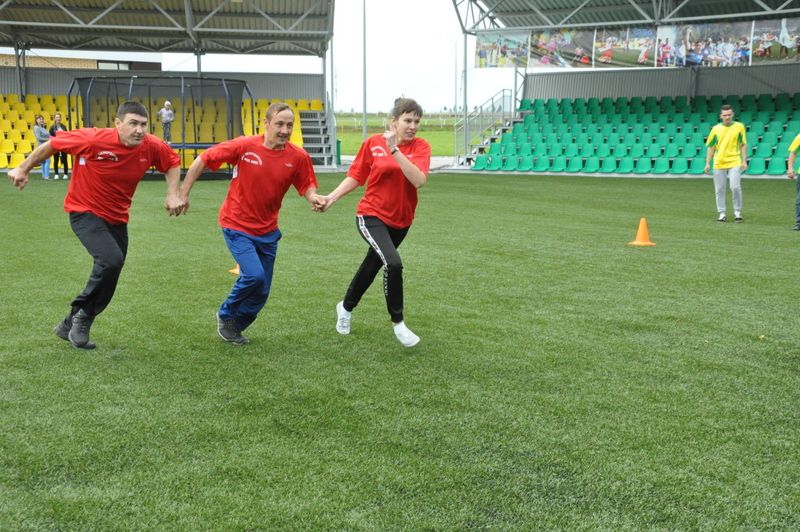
[454,89,513,165]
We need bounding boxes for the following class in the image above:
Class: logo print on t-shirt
[242,151,263,165]
[371,146,388,157]
[96,151,119,161]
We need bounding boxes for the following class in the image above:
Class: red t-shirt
[349,135,431,228]
[50,128,180,224]
[201,136,317,236]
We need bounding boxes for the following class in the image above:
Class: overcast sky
[2,0,512,112]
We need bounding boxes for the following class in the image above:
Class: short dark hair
[391,97,423,119]
[721,104,733,112]
[266,102,292,121]
[116,101,148,120]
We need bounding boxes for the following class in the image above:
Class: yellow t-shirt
[706,122,747,169]
[789,133,800,155]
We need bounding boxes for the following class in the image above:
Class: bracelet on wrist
[390,146,399,154]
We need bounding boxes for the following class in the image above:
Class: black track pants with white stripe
[343,215,409,323]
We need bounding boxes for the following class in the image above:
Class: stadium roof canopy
[0,0,334,57]
[452,0,800,33]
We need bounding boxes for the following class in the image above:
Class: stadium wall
[522,63,800,100]
[0,67,324,101]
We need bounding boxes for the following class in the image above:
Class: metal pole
[463,32,468,162]
[362,0,367,140]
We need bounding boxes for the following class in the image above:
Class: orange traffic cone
[228,264,240,275]
[628,217,655,246]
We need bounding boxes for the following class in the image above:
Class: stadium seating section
[471,93,800,175]
[0,93,325,169]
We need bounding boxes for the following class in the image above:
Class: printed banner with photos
[474,31,530,68]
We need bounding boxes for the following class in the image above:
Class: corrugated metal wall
[524,64,800,100]
[0,67,324,100]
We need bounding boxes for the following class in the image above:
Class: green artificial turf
[1,173,799,529]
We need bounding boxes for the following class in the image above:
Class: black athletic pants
[343,215,409,323]
[61,211,128,325]
[53,152,68,175]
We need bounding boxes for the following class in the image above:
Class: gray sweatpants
[713,166,743,214]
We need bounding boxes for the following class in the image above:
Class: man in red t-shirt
[8,101,185,349]
[320,98,431,348]
[180,102,322,345]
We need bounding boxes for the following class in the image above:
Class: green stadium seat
[663,123,678,137]
[746,157,766,175]
[775,93,791,110]
[653,158,670,174]
[583,157,600,173]
[681,143,699,157]
[724,94,740,108]
[754,144,774,158]
[630,144,645,158]
[754,110,771,123]
[689,132,705,145]
[575,133,589,145]
[757,94,775,112]
[596,144,612,157]
[548,143,563,156]
[634,158,652,174]
[580,144,595,157]
[708,95,724,109]
[655,133,670,145]
[502,143,517,156]
[687,157,706,174]
[517,143,532,157]
[564,144,579,157]
[622,132,637,145]
[748,122,765,137]
[565,157,583,173]
[501,132,514,144]
[772,110,789,123]
[612,144,628,157]
[486,155,503,171]
[550,156,567,172]
[674,96,688,109]
[767,156,787,175]
[502,156,519,172]
[599,157,617,173]
[664,144,680,158]
[531,143,547,157]
[639,133,655,145]
[741,94,757,111]
[533,156,550,172]
[766,121,784,134]
[471,155,487,171]
[646,144,662,157]
[488,142,502,155]
[529,132,544,144]
[517,155,534,172]
[617,157,634,174]
[518,98,532,111]
[670,158,689,174]
[762,132,779,145]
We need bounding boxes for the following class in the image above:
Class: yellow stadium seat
[198,124,213,143]
[213,123,229,141]
[295,99,310,111]
[310,99,324,111]
[16,140,33,153]
[0,139,15,153]
[8,152,26,168]
[22,130,36,143]
[0,118,11,131]
[13,102,26,113]
[290,114,303,147]
[27,102,42,114]
[39,95,54,107]
[22,110,35,123]
[0,153,7,169]
[55,95,68,108]
[6,110,19,122]
[255,98,269,111]
[6,94,19,105]
[7,130,21,142]
[14,120,29,131]
[24,94,38,106]
[0,102,9,114]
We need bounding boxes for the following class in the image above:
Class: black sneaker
[54,318,97,349]
[734,217,743,223]
[717,214,727,222]
[216,312,249,345]
[68,309,96,349]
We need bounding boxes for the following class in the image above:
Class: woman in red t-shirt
[321,98,431,347]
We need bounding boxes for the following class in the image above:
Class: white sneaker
[717,212,727,222]
[393,321,420,347]
[63,174,69,180]
[336,301,351,335]
[54,175,60,180]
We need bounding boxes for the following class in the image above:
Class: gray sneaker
[55,317,97,349]
[216,312,249,345]
[68,309,96,349]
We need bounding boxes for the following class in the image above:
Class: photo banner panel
[657,21,752,67]
[474,31,530,68]
[593,27,656,68]
[529,29,595,68]
[753,17,800,63]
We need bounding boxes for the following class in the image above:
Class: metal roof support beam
[245,0,287,31]
[50,0,85,25]
[88,0,125,26]
[625,0,653,22]
[558,0,591,27]
[287,0,321,32]
[472,0,508,30]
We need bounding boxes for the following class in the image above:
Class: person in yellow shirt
[705,104,748,222]
[786,132,800,230]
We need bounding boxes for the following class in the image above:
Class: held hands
[164,191,189,216]
[7,167,28,190]
[309,193,332,212]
